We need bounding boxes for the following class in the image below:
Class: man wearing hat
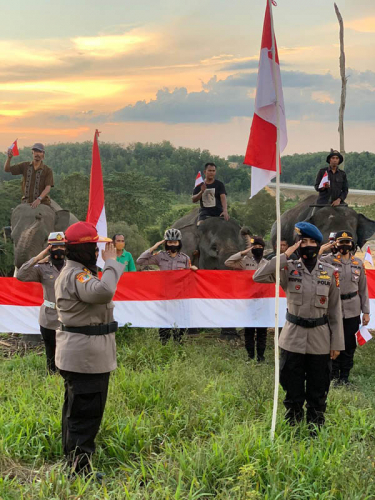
[314,149,348,207]
[17,232,66,373]
[225,235,268,361]
[4,142,53,208]
[254,222,344,431]
[320,230,370,385]
[54,222,124,478]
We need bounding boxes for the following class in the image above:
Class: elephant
[11,200,78,269]
[172,207,247,270]
[271,194,375,249]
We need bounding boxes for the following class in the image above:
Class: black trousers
[244,327,267,360]
[159,328,186,344]
[280,349,331,426]
[332,316,360,382]
[60,370,110,473]
[40,326,57,373]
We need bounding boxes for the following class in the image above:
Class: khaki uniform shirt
[253,254,344,354]
[137,249,191,270]
[321,253,370,318]
[17,257,62,330]
[55,259,124,374]
[9,161,54,205]
[224,252,267,270]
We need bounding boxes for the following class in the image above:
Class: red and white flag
[365,245,374,267]
[86,130,107,269]
[318,171,330,189]
[195,171,204,187]
[355,325,373,346]
[244,0,287,198]
[8,139,19,156]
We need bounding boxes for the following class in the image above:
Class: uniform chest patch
[352,261,359,265]
[295,285,301,290]
[354,269,360,275]
[318,274,330,280]
[317,280,330,285]
[320,297,326,305]
[76,271,92,283]
[290,270,302,276]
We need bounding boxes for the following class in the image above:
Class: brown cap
[31,143,45,152]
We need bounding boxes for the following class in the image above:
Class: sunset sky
[1,0,374,157]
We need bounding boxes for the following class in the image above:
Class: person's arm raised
[192,183,206,203]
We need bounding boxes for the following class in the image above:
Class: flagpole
[268,0,281,441]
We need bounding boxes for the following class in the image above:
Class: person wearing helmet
[314,149,348,207]
[137,228,197,342]
[54,222,123,480]
[4,142,54,208]
[224,235,268,362]
[254,222,344,432]
[17,232,66,373]
[320,230,370,385]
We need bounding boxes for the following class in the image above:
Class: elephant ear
[54,210,71,232]
[357,214,375,248]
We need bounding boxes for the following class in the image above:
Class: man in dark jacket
[315,150,348,206]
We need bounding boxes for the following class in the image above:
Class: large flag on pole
[244,0,287,198]
[86,130,107,269]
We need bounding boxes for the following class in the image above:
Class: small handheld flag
[195,171,204,187]
[355,326,372,346]
[8,139,19,156]
[365,245,373,267]
[318,171,330,189]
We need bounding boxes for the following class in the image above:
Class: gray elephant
[173,208,247,269]
[11,200,78,269]
[271,194,375,248]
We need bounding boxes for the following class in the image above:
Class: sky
[1,0,374,157]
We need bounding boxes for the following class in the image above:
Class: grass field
[1,329,375,499]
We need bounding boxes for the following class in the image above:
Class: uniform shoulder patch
[76,271,92,283]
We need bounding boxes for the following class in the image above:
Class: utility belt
[286,311,328,329]
[43,300,56,310]
[340,291,358,301]
[61,321,118,336]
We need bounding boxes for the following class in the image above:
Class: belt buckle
[306,318,315,328]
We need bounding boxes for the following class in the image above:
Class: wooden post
[334,3,347,167]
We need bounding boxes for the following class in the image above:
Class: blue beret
[295,222,323,243]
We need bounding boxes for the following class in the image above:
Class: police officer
[54,222,123,478]
[320,231,370,385]
[254,222,344,430]
[225,236,268,361]
[137,228,197,343]
[17,232,66,373]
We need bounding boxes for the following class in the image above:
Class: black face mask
[66,243,98,274]
[50,249,65,260]
[251,248,264,260]
[165,242,182,253]
[338,244,352,255]
[300,246,318,260]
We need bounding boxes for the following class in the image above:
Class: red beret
[65,222,112,245]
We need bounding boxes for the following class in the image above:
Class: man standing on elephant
[253,222,344,432]
[320,231,370,386]
[192,162,229,225]
[4,142,54,208]
[315,150,348,207]
[224,235,268,362]
[17,232,66,374]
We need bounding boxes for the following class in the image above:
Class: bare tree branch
[334,2,347,168]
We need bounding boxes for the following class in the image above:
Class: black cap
[335,230,353,242]
[326,149,343,165]
[250,235,265,247]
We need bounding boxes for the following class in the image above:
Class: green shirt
[116,250,136,272]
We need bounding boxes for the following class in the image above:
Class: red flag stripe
[86,130,104,227]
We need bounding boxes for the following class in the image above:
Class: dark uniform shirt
[314,166,348,204]
[9,161,54,205]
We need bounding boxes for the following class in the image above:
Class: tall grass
[1,329,375,499]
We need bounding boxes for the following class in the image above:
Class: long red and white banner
[1,270,375,334]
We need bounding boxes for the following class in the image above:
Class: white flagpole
[268,0,281,441]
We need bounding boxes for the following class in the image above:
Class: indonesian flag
[8,139,19,156]
[318,171,330,189]
[195,171,204,187]
[365,245,374,267]
[86,130,107,269]
[244,0,287,198]
[355,326,373,346]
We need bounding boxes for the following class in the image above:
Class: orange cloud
[346,17,375,33]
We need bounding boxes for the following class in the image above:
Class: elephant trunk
[14,218,46,269]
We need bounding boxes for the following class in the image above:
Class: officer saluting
[254,222,344,430]
[55,222,124,478]
[320,231,370,385]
